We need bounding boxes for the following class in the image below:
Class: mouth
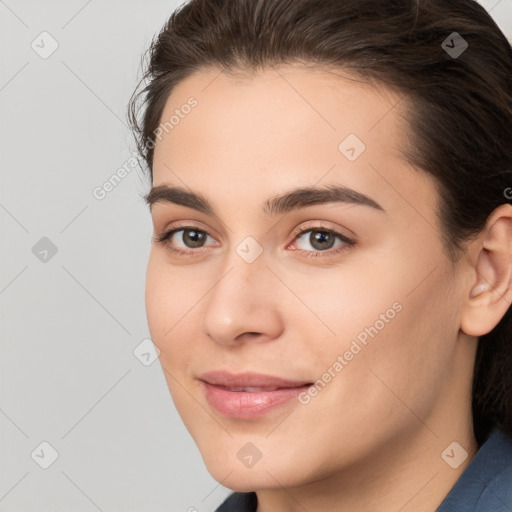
[198,371,314,419]
[213,385,296,392]
[199,370,313,389]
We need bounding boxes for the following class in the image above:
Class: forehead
[153,63,407,168]
[151,63,436,222]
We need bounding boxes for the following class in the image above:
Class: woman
[128,0,512,510]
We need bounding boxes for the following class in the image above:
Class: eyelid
[153,223,219,248]
[155,220,219,241]
[154,220,356,257]
[288,220,356,245]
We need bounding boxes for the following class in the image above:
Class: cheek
[145,255,202,412]
[304,251,459,412]
[346,264,459,418]
[145,254,169,341]
[145,253,194,359]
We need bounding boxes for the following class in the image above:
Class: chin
[203,450,311,492]
[206,468,276,492]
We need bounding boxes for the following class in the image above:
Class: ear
[460,204,512,337]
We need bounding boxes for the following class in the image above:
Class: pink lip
[198,371,313,419]
[199,370,312,388]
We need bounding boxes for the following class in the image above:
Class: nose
[202,248,284,346]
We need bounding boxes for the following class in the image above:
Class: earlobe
[460,204,512,337]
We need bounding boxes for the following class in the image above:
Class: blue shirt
[214,427,512,511]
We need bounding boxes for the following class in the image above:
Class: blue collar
[435,427,512,511]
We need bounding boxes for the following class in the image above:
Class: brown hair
[127,0,512,446]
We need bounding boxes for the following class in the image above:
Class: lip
[199,371,313,419]
[199,370,312,389]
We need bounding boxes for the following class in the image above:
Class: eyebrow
[144,184,385,216]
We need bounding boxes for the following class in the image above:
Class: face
[146,64,471,491]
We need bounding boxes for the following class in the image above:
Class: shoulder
[214,491,258,512]
[436,427,512,512]
[474,428,512,511]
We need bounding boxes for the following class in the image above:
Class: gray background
[1,1,511,511]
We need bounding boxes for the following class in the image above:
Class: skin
[145,63,512,512]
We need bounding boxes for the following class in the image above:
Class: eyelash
[154,223,356,259]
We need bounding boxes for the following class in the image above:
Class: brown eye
[179,229,208,248]
[293,228,354,255]
[304,230,337,251]
[154,226,217,255]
